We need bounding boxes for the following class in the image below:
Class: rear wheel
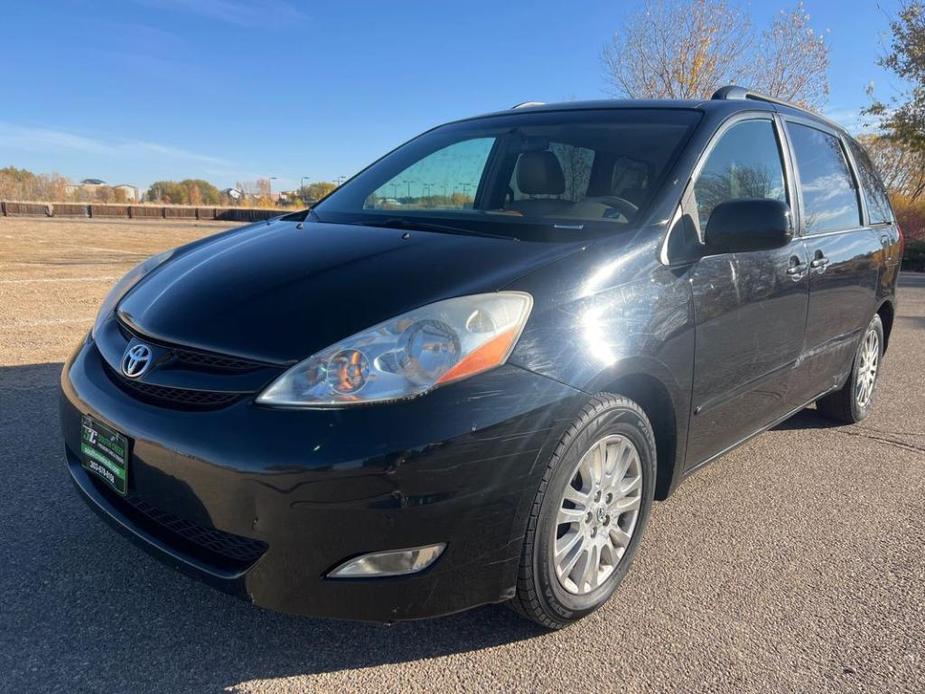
[817,313,884,423]
[510,394,656,629]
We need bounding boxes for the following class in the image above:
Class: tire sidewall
[849,314,884,421]
[532,403,656,622]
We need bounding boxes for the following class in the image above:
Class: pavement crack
[830,427,925,457]
[854,426,925,439]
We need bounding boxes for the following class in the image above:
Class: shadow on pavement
[0,363,542,693]
[771,406,842,431]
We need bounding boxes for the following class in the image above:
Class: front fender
[508,234,696,497]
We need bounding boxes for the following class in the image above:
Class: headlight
[257,291,533,407]
[92,250,173,338]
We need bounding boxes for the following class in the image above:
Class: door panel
[686,241,809,466]
[792,230,881,401]
[783,120,881,403]
[681,114,808,468]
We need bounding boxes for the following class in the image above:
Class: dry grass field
[0,217,242,364]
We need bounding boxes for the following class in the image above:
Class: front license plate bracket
[80,415,130,496]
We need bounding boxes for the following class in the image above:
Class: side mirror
[704,199,792,253]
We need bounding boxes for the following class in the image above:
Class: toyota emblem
[121,343,153,378]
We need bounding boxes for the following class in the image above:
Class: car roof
[462,94,850,138]
[472,97,769,117]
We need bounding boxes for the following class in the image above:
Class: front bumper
[60,337,583,621]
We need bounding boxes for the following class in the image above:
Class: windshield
[313,108,701,241]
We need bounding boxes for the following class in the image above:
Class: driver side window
[693,119,787,231]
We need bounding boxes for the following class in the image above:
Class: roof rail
[710,84,847,131]
[511,101,545,110]
[711,85,799,110]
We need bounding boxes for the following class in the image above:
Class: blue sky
[0,0,904,193]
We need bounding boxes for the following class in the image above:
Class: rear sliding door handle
[810,256,829,270]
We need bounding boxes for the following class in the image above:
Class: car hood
[117,219,584,363]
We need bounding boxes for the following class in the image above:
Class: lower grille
[103,361,242,410]
[91,477,267,571]
[123,495,267,566]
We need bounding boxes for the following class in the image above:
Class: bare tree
[0,167,71,201]
[255,178,273,207]
[602,0,830,109]
[751,4,829,108]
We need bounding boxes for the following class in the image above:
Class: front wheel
[510,394,656,629]
[817,313,884,423]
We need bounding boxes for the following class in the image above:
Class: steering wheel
[588,196,639,220]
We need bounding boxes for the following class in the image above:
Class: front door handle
[786,256,807,279]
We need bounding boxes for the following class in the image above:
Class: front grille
[91,477,267,571]
[117,320,267,373]
[171,348,264,372]
[103,361,242,410]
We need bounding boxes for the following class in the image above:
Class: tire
[817,313,884,424]
[510,393,656,629]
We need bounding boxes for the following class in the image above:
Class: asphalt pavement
[1,219,922,693]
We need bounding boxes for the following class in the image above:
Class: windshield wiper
[370,217,517,241]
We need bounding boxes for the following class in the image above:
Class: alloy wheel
[553,434,643,595]
[855,328,880,408]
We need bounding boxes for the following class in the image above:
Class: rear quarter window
[847,139,894,225]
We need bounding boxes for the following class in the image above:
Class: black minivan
[61,86,901,628]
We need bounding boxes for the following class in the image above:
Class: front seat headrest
[517,151,565,196]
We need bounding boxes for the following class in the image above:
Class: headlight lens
[257,291,533,407]
[92,250,172,338]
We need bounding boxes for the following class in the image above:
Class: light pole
[300,176,310,200]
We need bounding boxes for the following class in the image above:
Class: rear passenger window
[692,119,787,231]
[787,123,862,233]
[847,140,894,225]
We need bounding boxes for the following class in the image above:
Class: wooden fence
[0,201,286,222]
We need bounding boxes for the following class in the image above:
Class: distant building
[113,184,138,201]
[66,178,107,197]
[274,191,299,205]
[63,178,137,201]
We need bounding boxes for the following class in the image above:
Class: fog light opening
[327,543,446,578]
